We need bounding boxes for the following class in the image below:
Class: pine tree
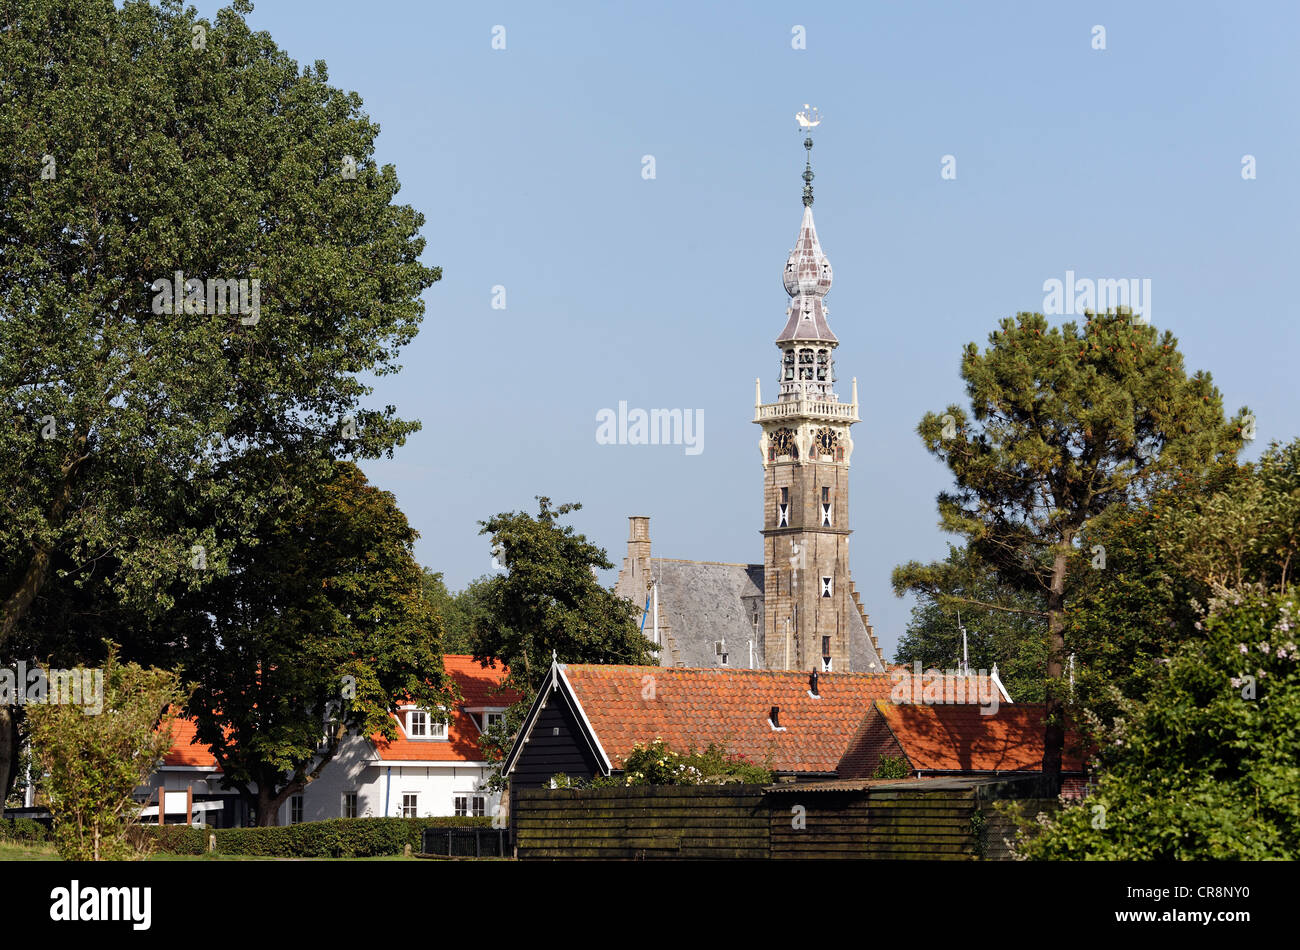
[894,310,1246,791]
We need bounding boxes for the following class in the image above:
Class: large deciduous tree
[0,0,437,796]
[179,462,452,826]
[472,497,656,696]
[893,311,1245,790]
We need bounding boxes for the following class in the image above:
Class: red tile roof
[558,665,1001,775]
[162,714,220,769]
[159,656,520,767]
[848,700,1088,774]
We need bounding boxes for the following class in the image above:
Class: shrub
[136,816,491,858]
[872,754,911,779]
[0,817,51,843]
[550,739,774,788]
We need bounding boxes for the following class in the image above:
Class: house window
[455,795,486,818]
[406,708,447,739]
[290,795,303,825]
[342,792,358,819]
[821,576,832,598]
[472,796,486,818]
[454,795,467,817]
[485,712,505,731]
[401,793,419,818]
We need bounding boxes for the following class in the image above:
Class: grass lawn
[0,840,421,861]
[0,841,58,860]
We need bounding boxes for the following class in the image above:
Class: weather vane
[795,104,822,129]
[794,104,821,206]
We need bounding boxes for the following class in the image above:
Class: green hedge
[0,817,51,843]
[135,816,492,858]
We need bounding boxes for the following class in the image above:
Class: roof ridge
[650,557,763,568]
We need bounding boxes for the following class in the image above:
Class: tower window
[822,636,831,655]
[821,487,832,527]
[778,487,789,527]
[821,576,832,598]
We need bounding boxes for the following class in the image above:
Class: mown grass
[0,839,421,861]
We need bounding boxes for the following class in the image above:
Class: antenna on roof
[957,611,969,676]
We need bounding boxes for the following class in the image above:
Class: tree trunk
[0,706,16,808]
[1040,547,1068,796]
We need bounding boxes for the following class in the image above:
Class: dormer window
[405,708,447,740]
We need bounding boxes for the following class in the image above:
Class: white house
[138,655,519,827]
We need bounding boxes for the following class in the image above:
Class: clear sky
[187,0,1299,659]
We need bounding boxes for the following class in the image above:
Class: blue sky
[189,0,1299,659]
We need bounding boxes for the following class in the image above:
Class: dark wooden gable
[505,666,608,793]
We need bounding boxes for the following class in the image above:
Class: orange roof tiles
[162,715,220,769]
[868,700,1087,773]
[558,664,1001,775]
[372,656,520,762]
[159,656,520,767]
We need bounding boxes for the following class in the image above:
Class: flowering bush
[548,739,772,788]
[1017,588,1300,859]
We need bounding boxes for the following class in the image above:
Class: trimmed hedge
[0,817,50,843]
[135,816,492,858]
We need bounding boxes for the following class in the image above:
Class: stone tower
[754,120,861,672]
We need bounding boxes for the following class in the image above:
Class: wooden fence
[513,776,1052,860]
[513,785,769,860]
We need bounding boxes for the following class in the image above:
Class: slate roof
[556,664,1001,775]
[646,557,884,672]
[648,558,764,668]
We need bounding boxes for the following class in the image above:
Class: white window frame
[402,706,449,741]
[341,791,358,819]
[485,711,505,731]
[290,794,304,825]
[401,792,419,818]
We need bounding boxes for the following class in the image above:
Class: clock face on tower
[815,427,838,454]
[772,427,798,459]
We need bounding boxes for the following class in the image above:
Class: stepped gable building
[614,115,884,673]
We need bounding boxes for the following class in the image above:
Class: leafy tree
[894,544,1047,701]
[1017,588,1300,859]
[420,570,493,654]
[0,0,437,796]
[179,462,453,825]
[471,497,656,696]
[26,643,189,860]
[1070,440,1300,724]
[893,311,1245,789]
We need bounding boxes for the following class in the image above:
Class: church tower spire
[754,106,865,673]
